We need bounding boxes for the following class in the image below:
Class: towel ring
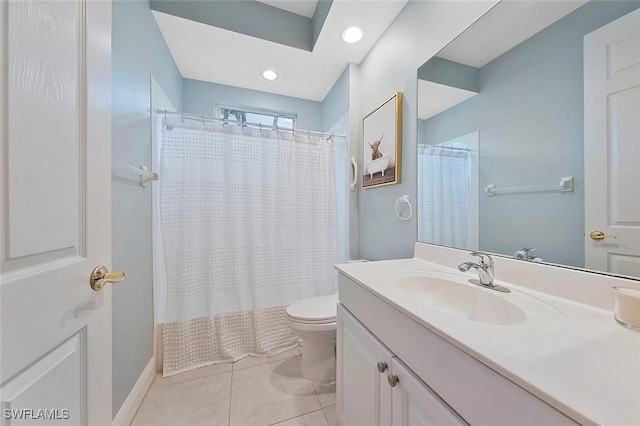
[395,195,413,221]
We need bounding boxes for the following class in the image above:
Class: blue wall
[183,78,323,131]
[111,0,183,417]
[418,56,479,93]
[322,65,350,131]
[421,1,640,268]
[356,1,496,261]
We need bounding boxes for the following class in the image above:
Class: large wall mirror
[417,0,640,278]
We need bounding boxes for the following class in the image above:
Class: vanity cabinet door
[390,358,468,426]
[337,304,394,426]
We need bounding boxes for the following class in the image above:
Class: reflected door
[0,1,112,424]
[584,7,640,277]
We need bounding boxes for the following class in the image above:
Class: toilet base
[300,331,336,381]
[286,319,336,382]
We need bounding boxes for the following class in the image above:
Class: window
[217,104,296,129]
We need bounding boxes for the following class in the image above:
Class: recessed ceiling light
[262,69,278,81]
[341,26,363,44]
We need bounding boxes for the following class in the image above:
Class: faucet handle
[470,252,494,270]
[514,247,536,261]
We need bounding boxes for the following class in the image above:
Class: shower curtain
[417,145,470,249]
[159,116,340,376]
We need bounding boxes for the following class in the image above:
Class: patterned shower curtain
[159,116,339,376]
[417,145,470,249]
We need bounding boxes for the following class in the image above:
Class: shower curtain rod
[419,144,470,152]
[158,109,347,138]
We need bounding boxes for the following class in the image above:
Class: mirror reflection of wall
[417,0,640,271]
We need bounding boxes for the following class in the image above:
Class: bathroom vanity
[335,243,640,426]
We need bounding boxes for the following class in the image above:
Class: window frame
[215,103,297,129]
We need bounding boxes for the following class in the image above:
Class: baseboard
[113,357,156,426]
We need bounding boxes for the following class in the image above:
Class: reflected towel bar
[485,176,573,197]
[112,160,159,187]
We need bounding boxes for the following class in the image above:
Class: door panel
[607,30,640,78]
[609,253,640,277]
[391,358,467,426]
[0,1,112,424]
[584,8,640,275]
[608,87,640,225]
[6,0,82,260]
[337,305,393,426]
[2,332,85,425]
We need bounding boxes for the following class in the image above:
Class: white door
[0,1,113,425]
[584,7,640,277]
[337,305,393,426]
[390,358,467,426]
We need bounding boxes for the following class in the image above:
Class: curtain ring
[202,115,205,125]
[181,112,184,123]
[395,195,413,221]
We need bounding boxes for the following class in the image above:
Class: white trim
[112,357,156,426]
[150,75,175,371]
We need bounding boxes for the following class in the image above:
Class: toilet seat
[286,293,337,325]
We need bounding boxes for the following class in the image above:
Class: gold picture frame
[362,92,403,188]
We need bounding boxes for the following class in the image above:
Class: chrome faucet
[458,252,510,293]
[458,252,494,286]
[513,247,540,262]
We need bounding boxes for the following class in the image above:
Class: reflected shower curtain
[160,116,339,376]
[417,145,470,249]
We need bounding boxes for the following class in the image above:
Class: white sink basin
[396,275,525,325]
[391,272,566,327]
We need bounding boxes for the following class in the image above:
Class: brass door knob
[590,231,617,241]
[90,265,125,291]
[377,361,388,373]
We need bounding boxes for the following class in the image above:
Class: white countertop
[336,257,640,426]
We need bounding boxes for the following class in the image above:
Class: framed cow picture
[362,92,403,188]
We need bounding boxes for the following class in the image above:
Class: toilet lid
[286,293,338,324]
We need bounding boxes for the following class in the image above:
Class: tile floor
[131,347,338,426]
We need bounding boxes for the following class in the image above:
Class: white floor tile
[132,372,231,426]
[311,381,335,408]
[232,346,300,371]
[271,409,329,426]
[229,356,321,425]
[322,405,339,426]
[151,362,232,389]
[136,346,338,426]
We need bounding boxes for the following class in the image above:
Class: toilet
[285,292,338,381]
[285,260,368,382]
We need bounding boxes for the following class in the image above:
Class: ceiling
[437,0,588,68]
[256,0,319,18]
[417,80,478,120]
[419,0,588,120]
[153,0,408,102]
